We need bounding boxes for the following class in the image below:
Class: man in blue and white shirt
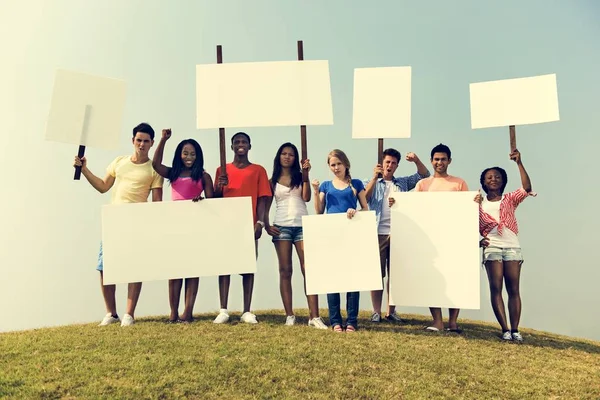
[363,148,430,323]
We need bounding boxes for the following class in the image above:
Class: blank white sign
[45,69,127,150]
[101,197,256,285]
[196,60,333,129]
[389,192,480,309]
[302,212,382,295]
[469,73,559,129]
[352,66,412,138]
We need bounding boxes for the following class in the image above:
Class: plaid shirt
[364,172,430,225]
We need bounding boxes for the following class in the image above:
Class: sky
[1,0,599,341]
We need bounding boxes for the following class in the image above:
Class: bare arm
[202,172,214,198]
[152,134,171,179]
[257,195,269,223]
[264,181,275,226]
[77,157,115,194]
[151,187,162,202]
[311,180,325,214]
[513,150,532,192]
[301,159,312,202]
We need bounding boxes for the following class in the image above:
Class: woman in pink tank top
[152,129,214,323]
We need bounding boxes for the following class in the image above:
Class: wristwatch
[256,220,265,228]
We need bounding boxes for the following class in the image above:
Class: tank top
[171,176,204,201]
[273,182,308,227]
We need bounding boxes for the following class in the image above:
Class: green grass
[1,310,599,399]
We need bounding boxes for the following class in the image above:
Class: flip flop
[445,327,463,334]
[424,326,440,332]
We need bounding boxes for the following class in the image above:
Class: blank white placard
[389,192,480,309]
[45,69,127,150]
[469,73,559,129]
[101,197,256,285]
[352,66,412,138]
[302,211,382,295]
[196,60,333,129]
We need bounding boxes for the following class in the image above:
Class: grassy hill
[1,310,599,399]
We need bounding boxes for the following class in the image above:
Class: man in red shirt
[213,132,272,324]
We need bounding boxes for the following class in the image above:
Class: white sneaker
[308,317,328,330]
[285,315,296,326]
[502,331,513,341]
[213,309,230,324]
[240,312,258,324]
[512,332,524,342]
[370,312,381,322]
[120,314,135,327]
[98,313,120,326]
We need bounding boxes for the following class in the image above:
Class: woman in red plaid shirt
[476,149,535,342]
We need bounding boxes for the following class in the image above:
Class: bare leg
[274,241,294,316]
[371,288,383,316]
[485,261,509,331]
[125,282,142,318]
[218,275,231,309]
[168,279,183,321]
[429,307,444,330]
[181,278,199,322]
[386,272,396,315]
[504,261,522,332]
[294,241,319,319]
[241,274,254,313]
[448,308,460,330]
[99,271,117,316]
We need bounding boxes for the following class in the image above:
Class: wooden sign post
[509,125,517,152]
[297,40,309,182]
[216,45,227,181]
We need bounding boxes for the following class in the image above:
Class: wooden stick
[509,125,516,152]
[217,45,227,178]
[74,104,92,180]
[377,138,384,178]
[297,40,309,182]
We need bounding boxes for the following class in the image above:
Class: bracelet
[256,220,265,228]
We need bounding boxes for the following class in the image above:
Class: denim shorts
[483,247,523,263]
[272,225,303,243]
[96,242,103,271]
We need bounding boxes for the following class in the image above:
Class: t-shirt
[171,176,204,201]
[215,163,272,223]
[378,181,394,235]
[107,156,163,204]
[273,183,308,227]
[415,175,468,192]
[481,196,520,248]
[319,179,365,214]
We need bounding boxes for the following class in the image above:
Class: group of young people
[73,122,534,341]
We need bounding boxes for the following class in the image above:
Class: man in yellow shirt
[74,122,164,327]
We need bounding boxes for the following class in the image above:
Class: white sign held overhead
[302,212,382,295]
[196,60,334,129]
[102,198,256,285]
[469,73,559,129]
[389,192,481,309]
[352,66,412,139]
[45,69,127,150]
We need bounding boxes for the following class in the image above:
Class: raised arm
[152,129,172,179]
[301,159,312,202]
[407,152,429,177]
[74,156,115,194]
[364,164,382,202]
[311,179,325,214]
[511,150,532,192]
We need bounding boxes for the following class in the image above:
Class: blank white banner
[196,60,333,129]
[352,66,412,138]
[302,212,382,295]
[45,69,127,150]
[389,192,480,309]
[469,73,559,129]
[102,197,256,285]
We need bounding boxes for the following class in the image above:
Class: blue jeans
[327,292,360,328]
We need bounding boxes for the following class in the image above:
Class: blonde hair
[327,149,356,197]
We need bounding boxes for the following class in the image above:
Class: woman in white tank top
[264,143,327,329]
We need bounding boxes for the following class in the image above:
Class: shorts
[483,247,523,263]
[378,235,390,278]
[96,242,103,271]
[271,225,303,243]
